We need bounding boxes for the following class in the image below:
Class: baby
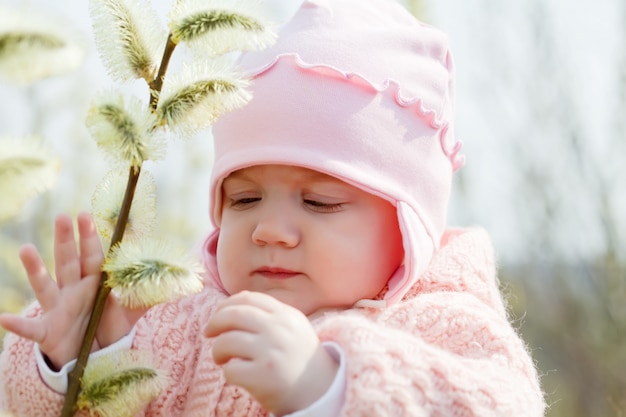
[0,0,546,415]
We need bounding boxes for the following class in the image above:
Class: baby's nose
[251,211,300,247]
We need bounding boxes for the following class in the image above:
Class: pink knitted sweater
[0,228,545,416]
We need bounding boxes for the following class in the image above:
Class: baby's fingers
[54,214,81,288]
[211,330,257,365]
[0,314,46,345]
[204,304,268,338]
[77,212,104,278]
[19,244,58,311]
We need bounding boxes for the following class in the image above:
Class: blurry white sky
[1,0,624,264]
[426,0,625,262]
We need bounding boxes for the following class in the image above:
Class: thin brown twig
[59,34,178,417]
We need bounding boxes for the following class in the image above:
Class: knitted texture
[0,229,545,416]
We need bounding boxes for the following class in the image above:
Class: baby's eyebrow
[302,172,338,182]
[225,170,248,180]
[223,172,255,185]
[290,169,344,185]
[226,168,338,182]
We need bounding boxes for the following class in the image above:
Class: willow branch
[59,34,178,417]
[149,34,177,111]
[60,167,140,417]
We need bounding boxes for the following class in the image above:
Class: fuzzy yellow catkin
[0,140,59,222]
[168,0,276,55]
[91,169,157,247]
[158,79,237,126]
[155,59,251,137]
[77,351,168,417]
[103,237,204,309]
[86,91,165,167]
[171,10,263,42]
[0,6,84,83]
[89,0,165,82]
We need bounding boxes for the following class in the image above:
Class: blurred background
[0,0,624,416]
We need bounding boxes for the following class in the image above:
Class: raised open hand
[205,291,339,416]
[0,212,146,370]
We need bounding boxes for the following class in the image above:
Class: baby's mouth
[254,267,300,279]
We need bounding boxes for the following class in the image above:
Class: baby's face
[216,164,404,316]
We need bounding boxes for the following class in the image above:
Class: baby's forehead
[225,164,342,183]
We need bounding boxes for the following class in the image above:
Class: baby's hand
[205,291,339,416]
[0,213,146,370]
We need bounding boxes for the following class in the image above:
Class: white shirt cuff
[276,341,346,417]
[35,328,136,394]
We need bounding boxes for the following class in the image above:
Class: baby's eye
[303,199,344,213]
[229,197,261,208]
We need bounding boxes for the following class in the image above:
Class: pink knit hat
[205,0,463,307]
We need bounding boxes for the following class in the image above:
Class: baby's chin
[240,286,353,318]
[306,307,344,321]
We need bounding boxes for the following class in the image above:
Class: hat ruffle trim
[249,53,465,172]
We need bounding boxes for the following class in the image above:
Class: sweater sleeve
[276,342,346,417]
[315,229,545,417]
[35,329,136,393]
[0,305,66,417]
